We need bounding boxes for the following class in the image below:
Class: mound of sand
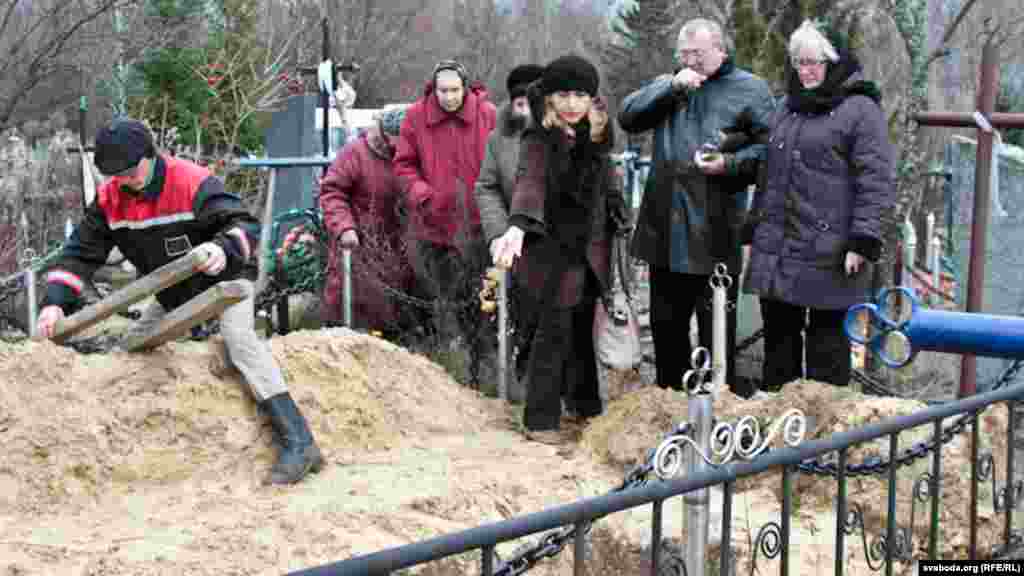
[585,381,1013,573]
[0,329,1013,575]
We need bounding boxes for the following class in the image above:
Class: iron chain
[797,357,1024,477]
[490,448,660,575]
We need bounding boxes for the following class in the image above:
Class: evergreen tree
[598,0,677,135]
[129,0,211,150]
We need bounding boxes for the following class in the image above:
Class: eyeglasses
[793,58,828,69]
[676,48,714,62]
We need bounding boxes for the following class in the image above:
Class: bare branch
[925,0,980,66]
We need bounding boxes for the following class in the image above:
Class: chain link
[491,446,662,575]
[797,357,1024,477]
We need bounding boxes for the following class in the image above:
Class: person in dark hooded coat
[491,54,630,445]
[741,20,895,390]
[474,63,546,403]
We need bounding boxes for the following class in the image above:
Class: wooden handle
[52,251,205,344]
[122,280,249,352]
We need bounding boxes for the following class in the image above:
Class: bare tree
[322,0,436,106]
[451,0,519,94]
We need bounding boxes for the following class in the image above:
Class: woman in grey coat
[742,20,895,390]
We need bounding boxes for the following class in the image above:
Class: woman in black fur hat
[491,54,630,444]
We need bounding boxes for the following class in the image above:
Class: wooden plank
[52,251,205,344]
[122,280,249,352]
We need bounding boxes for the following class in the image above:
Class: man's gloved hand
[36,304,65,340]
[193,242,227,276]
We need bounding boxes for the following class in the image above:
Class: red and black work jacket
[44,154,260,313]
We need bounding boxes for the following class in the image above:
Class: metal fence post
[342,247,352,327]
[20,213,37,339]
[497,268,508,400]
[684,390,712,576]
[925,212,935,273]
[711,264,728,393]
[256,168,277,295]
[902,218,917,285]
[25,258,37,339]
[931,237,942,307]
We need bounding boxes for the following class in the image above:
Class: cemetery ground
[0,307,1013,576]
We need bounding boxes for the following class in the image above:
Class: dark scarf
[541,119,601,255]
[524,80,607,255]
[787,49,882,114]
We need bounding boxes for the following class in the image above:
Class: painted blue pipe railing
[845,286,1024,367]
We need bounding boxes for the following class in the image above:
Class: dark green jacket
[619,63,774,274]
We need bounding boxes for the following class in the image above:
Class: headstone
[945,135,1024,387]
[264,94,322,219]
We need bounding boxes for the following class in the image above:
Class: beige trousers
[126,280,287,401]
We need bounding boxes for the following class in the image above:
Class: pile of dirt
[0,329,1013,575]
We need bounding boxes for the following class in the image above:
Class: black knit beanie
[541,55,599,97]
[506,64,545,100]
[94,118,156,176]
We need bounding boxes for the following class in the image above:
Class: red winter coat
[393,81,497,246]
[319,129,413,329]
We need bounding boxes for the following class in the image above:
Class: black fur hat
[506,64,545,100]
[541,54,599,97]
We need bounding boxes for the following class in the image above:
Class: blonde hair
[540,95,609,143]
[678,18,731,53]
[788,20,839,63]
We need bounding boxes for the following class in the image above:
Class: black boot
[261,392,324,485]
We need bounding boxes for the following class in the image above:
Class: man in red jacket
[394,60,498,382]
[36,119,323,486]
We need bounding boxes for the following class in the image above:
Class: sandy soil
[0,328,1010,575]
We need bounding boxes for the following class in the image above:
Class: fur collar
[363,127,394,160]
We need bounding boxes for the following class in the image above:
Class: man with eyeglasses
[619,18,775,398]
[36,118,324,485]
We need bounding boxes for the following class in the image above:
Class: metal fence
[287,375,1024,576]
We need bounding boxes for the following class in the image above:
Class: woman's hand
[845,251,865,276]
[338,229,359,249]
[491,226,525,269]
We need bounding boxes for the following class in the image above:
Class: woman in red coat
[319,106,415,335]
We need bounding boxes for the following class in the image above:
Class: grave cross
[913,38,1024,562]
[914,39,1024,400]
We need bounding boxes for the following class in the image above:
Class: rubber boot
[261,392,324,485]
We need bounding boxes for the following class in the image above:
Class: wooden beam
[121,280,248,352]
[51,251,205,344]
[122,280,249,352]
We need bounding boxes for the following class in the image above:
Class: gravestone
[264,94,321,220]
[945,135,1024,387]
